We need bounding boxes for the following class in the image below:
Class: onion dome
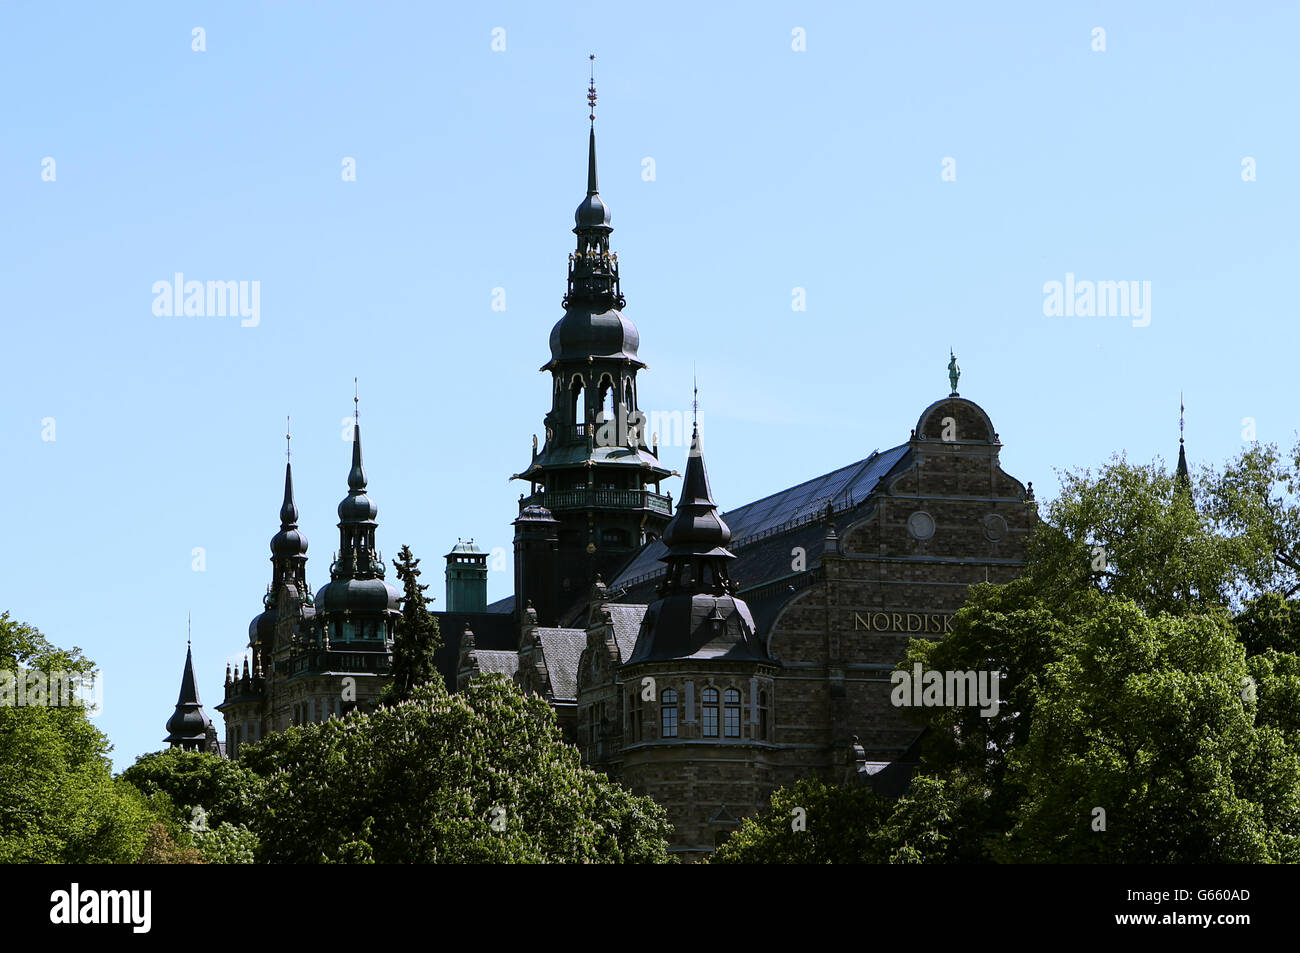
[339,429,378,523]
[547,109,640,366]
[549,309,640,363]
[271,462,308,558]
[164,642,214,749]
[574,128,612,229]
[314,421,400,616]
[250,456,312,646]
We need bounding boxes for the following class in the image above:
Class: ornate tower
[620,421,778,856]
[307,419,402,718]
[165,640,217,752]
[219,434,312,755]
[512,69,673,624]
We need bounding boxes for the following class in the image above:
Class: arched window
[724,688,741,737]
[570,376,585,433]
[701,687,719,737]
[628,691,642,742]
[599,375,615,423]
[759,690,769,740]
[660,688,678,738]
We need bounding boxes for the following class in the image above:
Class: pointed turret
[1175,394,1191,496]
[511,62,673,623]
[627,420,767,663]
[314,414,400,630]
[250,429,312,653]
[165,642,215,751]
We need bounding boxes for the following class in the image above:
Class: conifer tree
[384,545,442,704]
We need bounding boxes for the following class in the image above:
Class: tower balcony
[275,647,393,679]
[522,486,672,516]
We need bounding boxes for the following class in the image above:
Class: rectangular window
[724,706,740,737]
[702,705,718,737]
[662,705,678,737]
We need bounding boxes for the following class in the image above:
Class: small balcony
[522,486,672,515]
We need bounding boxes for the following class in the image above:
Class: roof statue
[948,349,960,396]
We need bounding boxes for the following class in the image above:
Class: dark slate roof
[165,644,214,744]
[485,595,515,614]
[605,604,647,662]
[431,610,518,691]
[607,445,910,612]
[609,445,908,588]
[534,627,585,701]
[472,650,520,679]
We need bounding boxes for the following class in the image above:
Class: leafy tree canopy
[1,613,154,863]
[240,674,672,863]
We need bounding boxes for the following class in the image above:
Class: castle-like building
[169,83,1037,856]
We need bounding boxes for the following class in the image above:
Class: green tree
[898,445,1300,863]
[120,748,263,830]
[119,748,263,863]
[0,613,156,863]
[710,775,959,864]
[1003,603,1300,863]
[381,545,443,705]
[710,777,888,864]
[240,675,672,863]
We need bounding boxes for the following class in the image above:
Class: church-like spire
[627,417,767,663]
[1175,393,1191,493]
[566,59,623,314]
[269,421,308,583]
[663,423,733,563]
[164,640,214,750]
[335,420,380,578]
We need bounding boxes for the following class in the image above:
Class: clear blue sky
[2,1,1295,770]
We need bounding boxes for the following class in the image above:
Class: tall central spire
[512,65,675,625]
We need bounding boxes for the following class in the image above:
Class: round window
[984,514,1008,541]
[907,511,936,541]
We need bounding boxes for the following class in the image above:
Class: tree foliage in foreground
[119,748,263,863]
[717,441,1300,863]
[709,775,958,864]
[381,545,443,706]
[0,613,154,863]
[240,675,672,863]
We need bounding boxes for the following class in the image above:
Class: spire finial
[286,415,291,462]
[354,377,359,424]
[187,610,191,648]
[1180,392,1185,444]
[692,368,698,428]
[587,54,597,124]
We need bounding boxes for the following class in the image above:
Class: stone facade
[460,392,1033,856]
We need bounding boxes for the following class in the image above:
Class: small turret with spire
[314,384,401,635]
[165,622,216,752]
[1175,393,1191,496]
[627,398,769,663]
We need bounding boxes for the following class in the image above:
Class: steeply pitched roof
[610,444,910,594]
[432,610,518,690]
[534,626,585,700]
[605,603,647,662]
[472,649,519,679]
